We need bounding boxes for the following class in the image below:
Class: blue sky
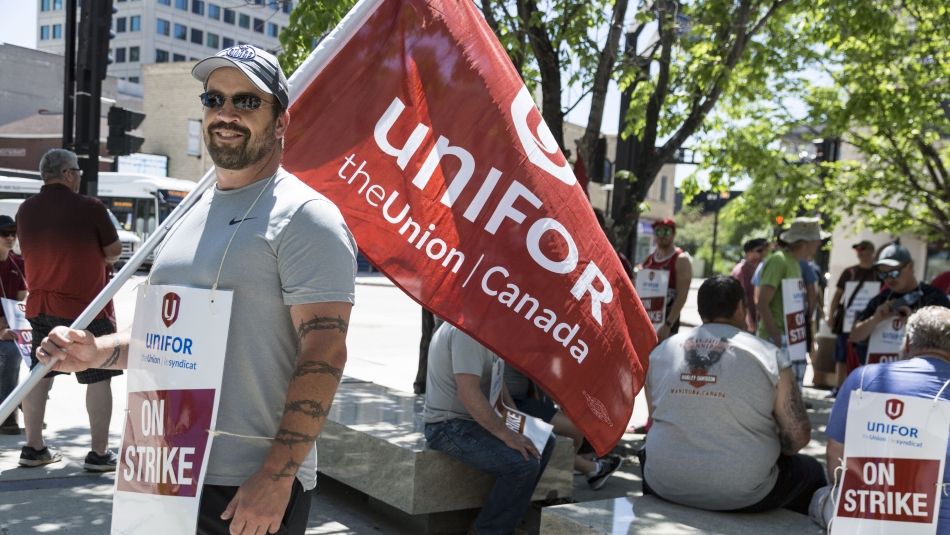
[0,1,36,49]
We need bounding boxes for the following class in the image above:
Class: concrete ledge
[318,380,573,516]
[541,496,823,534]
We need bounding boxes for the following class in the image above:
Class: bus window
[106,199,136,231]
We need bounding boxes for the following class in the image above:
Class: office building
[35,0,292,84]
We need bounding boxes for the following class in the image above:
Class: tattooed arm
[773,366,812,455]
[36,327,129,372]
[221,300,351,534]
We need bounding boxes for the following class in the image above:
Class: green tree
[611,0,805,254]
[700,0,950,247]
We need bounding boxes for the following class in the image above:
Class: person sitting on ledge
[423,323,556,535]
[824,306,950,529]
[638,275,825,514]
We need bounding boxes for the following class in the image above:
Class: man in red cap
[639,218,693,342]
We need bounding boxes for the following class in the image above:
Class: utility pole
[74,0,114,196]
[62,0,77,150]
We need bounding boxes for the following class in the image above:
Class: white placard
[781,278,807,362]
[832,391,949,535]
[635,268,670,330]
[842,281,881,333]
[1,297,31,365]
[866,315,906,365]
[111,284,232,535]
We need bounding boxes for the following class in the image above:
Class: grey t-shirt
[423,323,497,423]
[149,168,356,491]
[644,323,783,510]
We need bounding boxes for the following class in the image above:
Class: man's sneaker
[19,446,62,467]
[587,455,623,490]
[84,450,118,472]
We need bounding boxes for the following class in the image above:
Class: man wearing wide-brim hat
[757,217,827,388]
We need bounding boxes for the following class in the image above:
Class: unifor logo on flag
[282,0,656,454]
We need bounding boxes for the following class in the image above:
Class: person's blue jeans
[0,340,21,408]
[425,419,555,535]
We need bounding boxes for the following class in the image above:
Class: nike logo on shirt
[229,217,257,225]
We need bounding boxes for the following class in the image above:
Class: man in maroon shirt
[15,148,122,470]
[731,238,768,332]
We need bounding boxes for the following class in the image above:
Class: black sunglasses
[199,91,271,111]
[0,230,15,238]
[877,265,906,280]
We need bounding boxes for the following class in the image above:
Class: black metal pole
[62,0,77,149]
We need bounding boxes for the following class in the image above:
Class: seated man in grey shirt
[639,276,825,514]
[424,323,556,535]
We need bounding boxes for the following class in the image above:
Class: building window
[52,24,62,39]
[53,0,62,9]
[238,13,250,29]
[206,32,219,49]
[129,46,140,62]
[156,49,169,63]
[40,25,50,40]
[175,0,187,10]
[222,37,234,48]
[115,48,126,63]
[208,3,220,19]
[156,19,170,35]
[173,53,187,62]
[283,1,292,14]
[41,0,51,12]
[267,22,278,38]
[191,28,203,45]
[115,17,127,33]
[253,18,264,33]
[129,76,140,83]
[192,0,204,15]
[157,0,170,4]
[174,23,187,40]
[223,8,235,24]
[660,175,668,202]
[130,16,141,31]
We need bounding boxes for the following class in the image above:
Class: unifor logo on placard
[885,398,904,420]
[161,292,181,328]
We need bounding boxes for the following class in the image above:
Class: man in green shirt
[757,217,827,387]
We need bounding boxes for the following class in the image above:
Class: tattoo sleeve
[293,360,343,382]
[274,428,318,447]
[296,314,348,340]
[269,458,301,481]
[779,382,810,452]
[98,334,123,369]
[284,399,330,420]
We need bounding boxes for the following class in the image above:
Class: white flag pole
[0,0,385,426]
[0,168,216,423]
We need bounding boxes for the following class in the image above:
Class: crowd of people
[0,42,948,535]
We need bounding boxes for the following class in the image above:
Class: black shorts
[197,479,314,535]
[29,314,123,385]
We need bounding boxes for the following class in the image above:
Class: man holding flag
[37,45,357,535]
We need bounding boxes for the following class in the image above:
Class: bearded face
[205,118,277,170]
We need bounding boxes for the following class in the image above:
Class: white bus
[0,172,196,266]
[0,172,196,242]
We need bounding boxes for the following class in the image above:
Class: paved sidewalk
[0,276,832,534]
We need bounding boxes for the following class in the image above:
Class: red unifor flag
[283,0,656,455]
